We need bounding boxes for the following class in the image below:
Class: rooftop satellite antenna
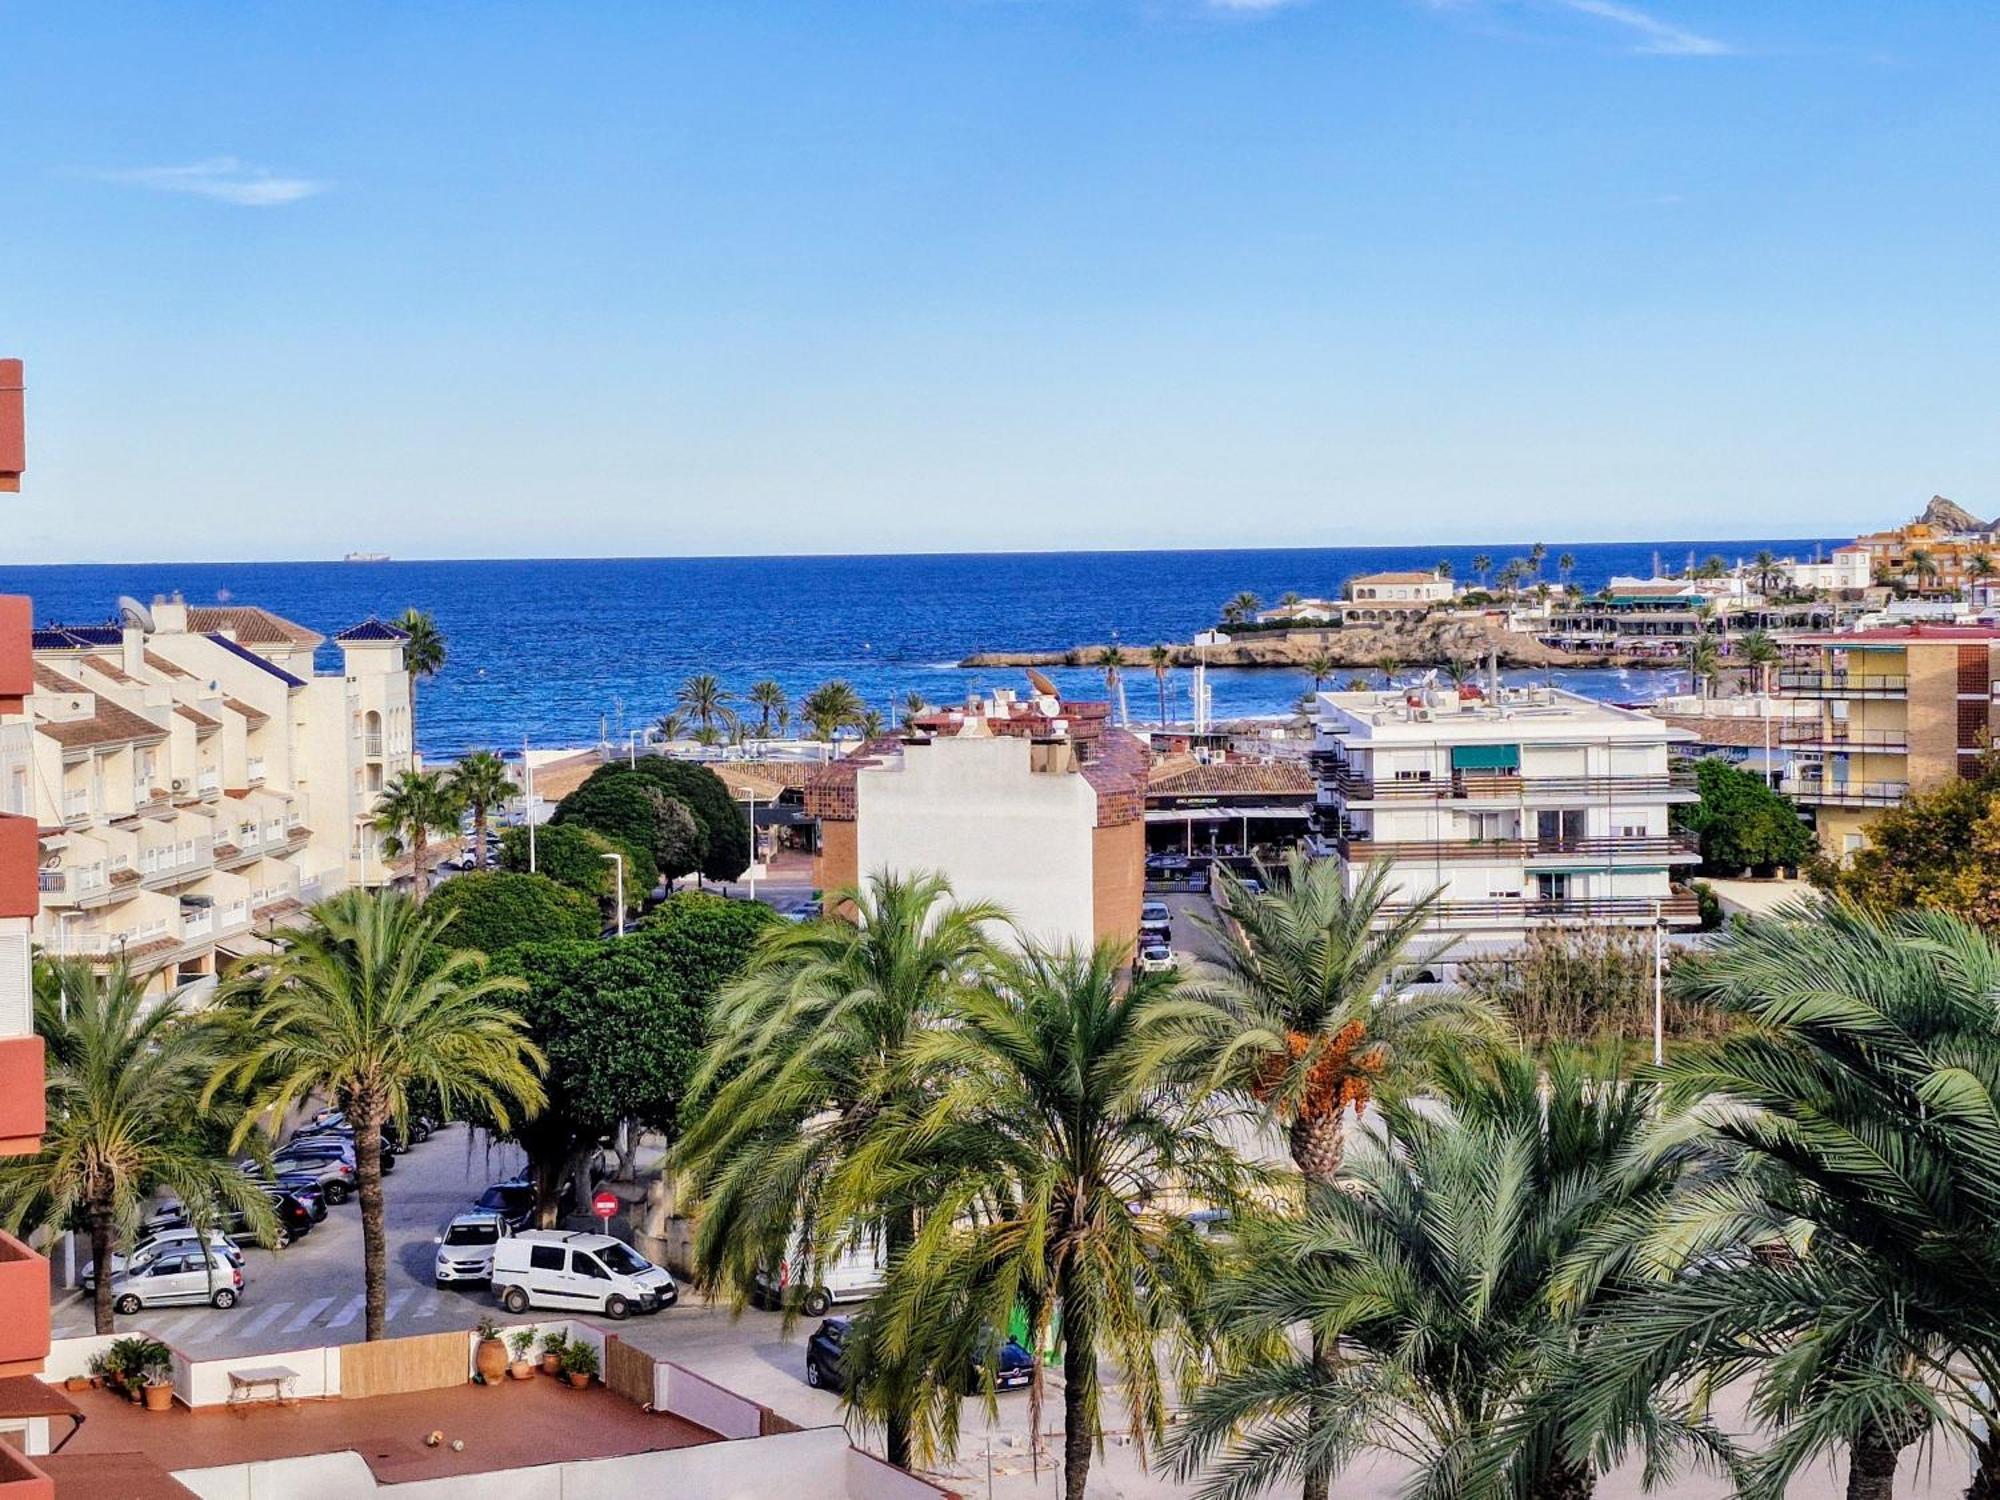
[115,596,154,632]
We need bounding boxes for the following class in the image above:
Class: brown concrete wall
[1813,806,1875,860]
[1091,820,1145,954]
[814,819,857,902]
[1906,646,1959,792]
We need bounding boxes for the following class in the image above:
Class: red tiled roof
[143,650,194,680]
[33,664,169,749]
[1147,760,1315,797]
[174,704,221,732]
[185,605,322,648]
[1352,571,1446,586]
[1789,624,2000,645]
[81,653,137,684]
[224,696,270,725]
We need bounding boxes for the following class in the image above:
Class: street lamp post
[1652,898,1665,1067]
[602,852,625,938]
[746,788,757,902]
[523,739,537,874]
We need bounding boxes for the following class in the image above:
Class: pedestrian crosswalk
[52,1284,483,1347]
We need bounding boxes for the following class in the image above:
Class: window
[445,1224,500,1247]
[529,1245,565,1273]
[598,1243,651,1276]
[572,1253,611,1281]
[151,1254,187,1277]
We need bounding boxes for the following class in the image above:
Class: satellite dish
[116,596,154,631]
[1026,668,1059,697]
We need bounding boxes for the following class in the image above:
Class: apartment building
[1342,570,1453,623]
[1778,622,2000,857]
[14,598,414,994]
[1310,683,1701,955]
[806,687,1147,950]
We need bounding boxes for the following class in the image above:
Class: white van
[490,1230,677,1320]
[752,1239,887,1317]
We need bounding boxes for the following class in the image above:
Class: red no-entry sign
[591,1190,619,1222]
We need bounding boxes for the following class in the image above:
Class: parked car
[288,1125,400,1160]
[433,1210,512,1286]
[247,1152,356,1204]
[108,1247,244,1314]
[489,1230,677,1319]
[805,1318,1033,1394]
[148,1188,316,1248]
[1136,942,1176,975]
[81,1230,241,1293]
[474,1180,538,1233]
[1139,899,1173,927]
[752,1239,886,1317]
[237,1160,337,1216]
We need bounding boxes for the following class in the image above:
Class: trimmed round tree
[427,872,601,956]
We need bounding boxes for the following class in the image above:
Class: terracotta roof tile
[32,664,169,749]
[143,650,194,680]
[224,696,270,725]
[1146,761,1315,797]
[174,704,221,732]
[81,654,137,685]
[185,605,322,648]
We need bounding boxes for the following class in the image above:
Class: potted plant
[538,1328,567,1377]
[473,1316,509,1386]
[506,1328,538,1381]
[84,1352,108,1391]
[559,1340,599,1391]
[141,1359,175,1412]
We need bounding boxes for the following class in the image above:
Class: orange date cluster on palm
[1254,1021,1385,1122]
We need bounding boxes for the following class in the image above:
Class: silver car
[109,1247,244,1314]
[433,1209,511,1285]
[81,1230,241,1292]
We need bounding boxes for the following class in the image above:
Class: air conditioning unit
[170,777,190,794]
[1411,708,1435,723]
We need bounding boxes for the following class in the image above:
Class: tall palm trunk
[473,800,489,870]
[1155,672,1167,725]
[352,1095,390,1340]
[1059,1261,1093,1500]
[1967,1430,2000,1500]
[412,828,429,900]
[883,1204,915,1470]
[1847,1420,1901,1500]
[1538,1455,1596,1500]
[88,1197,117,1335]
[1292,1115,1344,1500]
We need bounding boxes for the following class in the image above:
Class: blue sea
[0,539,1841,758]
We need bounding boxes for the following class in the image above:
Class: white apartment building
[9,598,414,993]
[1309,683,1702,956]
[1784,546,1875,594]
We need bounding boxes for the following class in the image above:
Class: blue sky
[2,1,1995,562]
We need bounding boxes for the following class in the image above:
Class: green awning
[1451,744,1521,771]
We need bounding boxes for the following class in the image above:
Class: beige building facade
[10,598,413,991]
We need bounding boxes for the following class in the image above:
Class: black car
[805,1318,1033,1394]
[236,1163,332,1220]
[145,1187,315,1248]
[474,1181,537,1232]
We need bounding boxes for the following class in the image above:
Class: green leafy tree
[675,873,1003,1471]
[373,769,463,899]
[1737,628,1781,695]
[801,679,867,743]
[1812,756,2000,924]
[424,871,600,955]
[848,944,1252,1497]
[0,961,276,1334]
[496,822,655,910]
[1576,902,2000,1500]
[618,757,750,882]
[747,679,789,738]
[1170,1048,1707,1500]
[553,769,707,885]
[447,750,513,870]
[1677,758,1812,874]
[211,889,544,1339]
[677,673,737,737]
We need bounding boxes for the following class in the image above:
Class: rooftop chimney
[0,359,22,493]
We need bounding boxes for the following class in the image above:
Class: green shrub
[428,872,600,956]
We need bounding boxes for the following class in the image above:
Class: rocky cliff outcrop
[1917,495,1993,533]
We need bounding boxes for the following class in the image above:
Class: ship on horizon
[343,550,391,563]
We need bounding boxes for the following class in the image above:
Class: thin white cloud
[1553,0,1731,56]
[93,157,328,207]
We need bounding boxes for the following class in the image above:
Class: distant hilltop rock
[1917,495,1994,533]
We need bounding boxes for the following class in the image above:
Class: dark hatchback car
[145,1187,316,1247]
[474,1181,537,1233]
[805,1318,1034,1394]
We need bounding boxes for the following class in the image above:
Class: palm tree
[1495,561,1525,596]
[1971,553,1997,584]
[1169,1048,1706,1500]
[1752,548,1781,594]
[1222,591,1262,626]
[1686,631,1721,703]
[0,961,277,1334]
[675,872,1004,1471]
[1573,902,2000,1500]
[1471,553,1494,590]
[1737,628,1781,696]
[653,709,686,744]
[1558,551,1577,585]
[1095,645,1125,714]
[1376,652,1402,689]
[1303,652,1337,694]
[1435,559,1454,580]
[677,673,737,738]
[801,680,866,744]
[901,690,930,728]
[748,679,789,738]
[1909,547,1940,592]
[1148,644,1173,724]
[447,750,512,870]
[1277,590,1304,614]
[858,709,887,739]
[211,889,543,1340]
[373,769,461,898]
[397,609,446,720]
[1528,541,1549,579]
[848,944,1252,1498]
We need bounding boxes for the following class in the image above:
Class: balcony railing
[1379,891,1701,926]
[1317,764,1698,803]
[63,789,91,824]
[1334,834,1699,863]
[1788,774,1909,807]
[1777,724,1910,753]
[247,758,267,784]
[363,733,385,758]
[1777,670,1908,699]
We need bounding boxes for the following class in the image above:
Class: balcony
[1316,763,1698,804]
[1379,890,1701,927]
[0,1035,45,1150]
[182,909,213,939]
[1777,724,1909,754]
[195,770,221,800]
[1334,833,1698,864]
[1789,774,1909,808]
[61,790,90,825]
[363,733,384,758]
[1777,669,1907,700]
[246,758,267,785]
[0,1230,51,1377]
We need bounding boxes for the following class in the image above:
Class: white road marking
[235,1300,292,1339]
[326,1294,366,1329]
[385,1289,413,1322]
[283,1296,334,1332]
[172,1312,228,1347]
[414,1292,441,1319]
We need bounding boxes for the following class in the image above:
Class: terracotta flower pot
[143,1384,174,1412]
[509,1360,534,1381]
[64,1376,89,1393]
[540,1353,561,1376]
[474,1338,509,1386]
[566,1371,591,1390]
